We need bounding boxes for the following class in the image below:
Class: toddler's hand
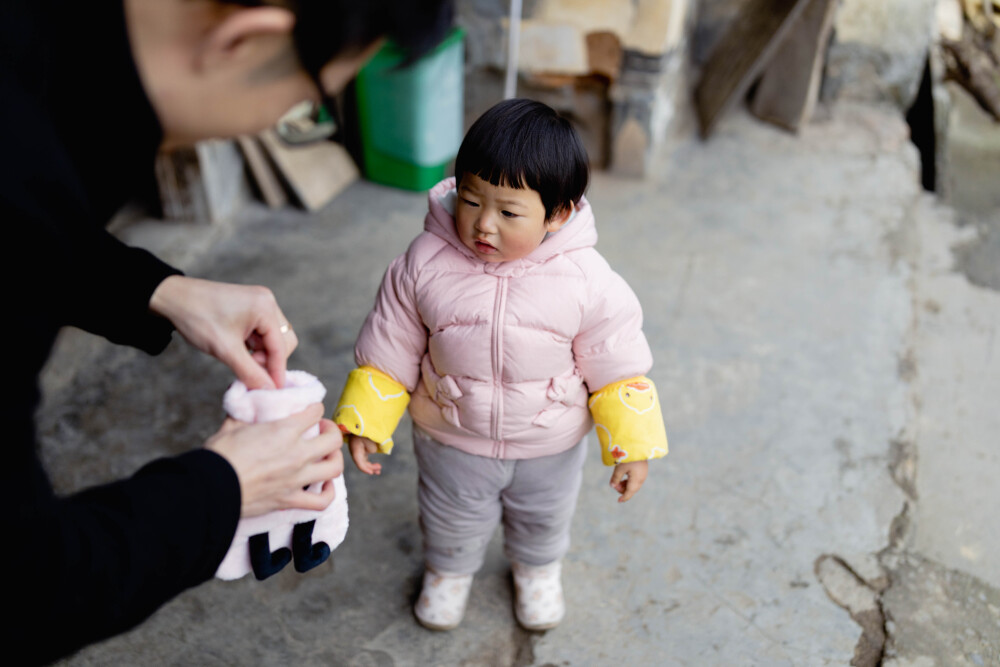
[610,460,648,503]
[349,435,383,475]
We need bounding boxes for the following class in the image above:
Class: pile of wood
[941,0,1000,122]
[156,132,358,223]
[695,0,838,138]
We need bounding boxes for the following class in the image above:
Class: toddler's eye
[501,210,516,218]
[460,197,479,207]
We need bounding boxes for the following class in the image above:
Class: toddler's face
[455,174,569,263]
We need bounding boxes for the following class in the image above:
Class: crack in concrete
[814,184,928,666]
[888,438,919,502]
[510,625,537,667]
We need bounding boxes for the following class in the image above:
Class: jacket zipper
[490,276,508,456]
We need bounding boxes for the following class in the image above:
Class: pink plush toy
[215,370,349,581]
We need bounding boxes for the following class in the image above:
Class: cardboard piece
[258,130,359,212]
[237,136,288,209]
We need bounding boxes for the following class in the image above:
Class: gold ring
[279,323,291,334]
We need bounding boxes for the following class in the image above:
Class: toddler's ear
[544,205,573,232]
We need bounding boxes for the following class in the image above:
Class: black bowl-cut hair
[454,99,590,221]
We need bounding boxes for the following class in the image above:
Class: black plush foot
[248,532,292,580]
[292,520,331,573]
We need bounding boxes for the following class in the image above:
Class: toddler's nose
[475,213,498,234]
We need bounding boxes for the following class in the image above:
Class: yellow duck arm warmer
[333,366,411,454]
[588,376,669,466]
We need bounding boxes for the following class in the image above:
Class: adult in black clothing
[1,0,452,662]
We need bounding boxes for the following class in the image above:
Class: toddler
[334,98,668,631]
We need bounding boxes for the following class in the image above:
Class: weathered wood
[237,136,288,209]
[586,31,623,81]
[258,130,359,212]
[694,0,812,138]
[155,147,204,222]
[750,0,839,132]
[155,140,252,222]
[942,9,1000,122]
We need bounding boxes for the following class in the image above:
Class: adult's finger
[296,419,343,461]
[305,452,344,485]
[222,343,276,391]
[217,417,243,434]
[280,403,327,438]
[256,320,289,390]
[286,483,338,512]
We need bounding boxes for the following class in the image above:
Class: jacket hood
[423,177,598,274]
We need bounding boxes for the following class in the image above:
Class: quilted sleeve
[333,366,411,454]
[354,251,428,393]
[572,255,653,392]
[588,376,668,466]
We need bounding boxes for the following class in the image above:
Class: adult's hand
[149,275,298,389]
[205,404,344,517]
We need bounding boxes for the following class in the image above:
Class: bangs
[454,99,589,220]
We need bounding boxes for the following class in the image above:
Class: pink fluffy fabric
[215,370,349,580]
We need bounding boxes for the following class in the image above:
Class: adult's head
[125,0,453,147]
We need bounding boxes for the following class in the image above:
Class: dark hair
[225,1,454,77]
[454,99,590,221]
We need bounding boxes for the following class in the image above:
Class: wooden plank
[258,130,360,212]
[194,139,253,222]
[750,0,839,132]
[694,0,811,138]
[237,135,288,209]
[155,147,205,222]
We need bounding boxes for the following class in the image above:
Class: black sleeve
[1,30,241,664]
[3,444,241,664]
[1,62,180,354]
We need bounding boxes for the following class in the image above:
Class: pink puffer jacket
[354,178,653,459]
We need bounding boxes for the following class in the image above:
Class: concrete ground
[42,101,999,666]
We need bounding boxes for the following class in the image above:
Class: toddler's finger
[609,468,625,493]
[349,444,378,475]
[618,475,643,503]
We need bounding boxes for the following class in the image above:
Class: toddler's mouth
[475,240,497,254]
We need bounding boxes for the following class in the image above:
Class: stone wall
[456,0,693,176]
[456,1,949,177]
[694,0,938,112]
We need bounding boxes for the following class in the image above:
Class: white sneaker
[414,568,474,631]
[512,560,565,630]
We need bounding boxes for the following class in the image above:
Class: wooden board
[258,130,359,212]
[237,135,288,209]
[750,0,839,132]
[155,140,252,222]
[694,0,811,138]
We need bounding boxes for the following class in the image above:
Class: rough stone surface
[694,0,937,111]
[941,82,1000,216]
[903,193,1000,590]
[38,102,999,665]
[881,551,1000,667]
[824,0,937,109]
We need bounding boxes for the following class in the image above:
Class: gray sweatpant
[413,427,589,575]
